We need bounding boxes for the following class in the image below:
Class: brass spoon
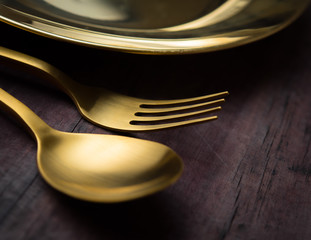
[0,88,183,202]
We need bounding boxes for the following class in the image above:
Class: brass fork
[0,46,228,131]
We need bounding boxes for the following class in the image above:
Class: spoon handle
[0,46,79,97]
[0,88,52,141]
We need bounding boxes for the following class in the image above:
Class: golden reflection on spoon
[0,88,183,202]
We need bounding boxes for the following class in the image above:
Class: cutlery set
[1,0,308,202]
[0,47,228,202]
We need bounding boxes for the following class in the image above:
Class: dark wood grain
[1,6,311,240]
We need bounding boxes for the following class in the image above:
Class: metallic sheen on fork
[0,46,228,131]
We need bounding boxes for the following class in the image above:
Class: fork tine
[130,115,219,131]
[132,106,221,123]
[138,99,225,114]
[140,91,229,106]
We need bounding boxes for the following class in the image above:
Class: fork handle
[0,46,78,97]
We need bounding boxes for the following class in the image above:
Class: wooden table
[1,6,311,240]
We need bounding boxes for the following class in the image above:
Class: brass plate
[0,0,309,54]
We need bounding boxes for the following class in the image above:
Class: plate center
[8,0,228,29]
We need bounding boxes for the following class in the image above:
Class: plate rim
[0,1,310,54]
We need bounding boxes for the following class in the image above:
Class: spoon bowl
[0,88,183,202]
[38,131,182,202]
